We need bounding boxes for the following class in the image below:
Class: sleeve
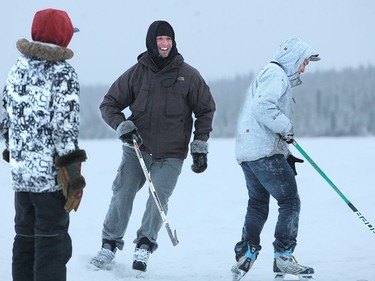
[51,66,80,156]
[99,68,135,130]
[251,68,293,135]
[0,85,10,148]
[189,72,216,141]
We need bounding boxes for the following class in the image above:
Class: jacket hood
[272,38,319,86]
[16,38,74,61]
[145,20,178,68]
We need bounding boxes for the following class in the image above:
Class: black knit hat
[155,22,175,40]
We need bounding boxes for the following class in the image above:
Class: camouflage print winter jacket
[0,39,80,192]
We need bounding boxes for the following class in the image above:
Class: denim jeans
[102,145,183,252]
[238,154,300,254]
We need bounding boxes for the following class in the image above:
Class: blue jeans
[238,154,300,254]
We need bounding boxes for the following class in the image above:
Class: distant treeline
[73,65,375,139]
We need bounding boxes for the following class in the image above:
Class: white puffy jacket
[235,38,319,163]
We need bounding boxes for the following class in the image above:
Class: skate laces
[90,248,116,269]
[134,245,150,263]
[96,248,115,262]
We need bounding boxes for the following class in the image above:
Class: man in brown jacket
[90,20,216,273]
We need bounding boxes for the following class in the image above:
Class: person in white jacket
[231,38,320,281]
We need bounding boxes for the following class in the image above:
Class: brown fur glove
[55,149,87,212]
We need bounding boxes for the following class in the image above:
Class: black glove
[191,153,207,173]
[2,148,10,163]
[117,120,143,146]
[287,155,304,175]
[120,130,143,146]
[281,133,294,144]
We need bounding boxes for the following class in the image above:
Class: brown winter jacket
[99,52,216,159]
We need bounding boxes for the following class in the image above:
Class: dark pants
[235,154,301,256]
[12,191,72,281]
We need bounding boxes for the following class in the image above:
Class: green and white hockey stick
[293,140,375,236]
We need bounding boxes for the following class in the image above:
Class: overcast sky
[1,0,374,86]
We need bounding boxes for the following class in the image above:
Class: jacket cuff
[55,149,87,167]
[2,148,10,163]
[116,120,136,139]
[190,140,208,154]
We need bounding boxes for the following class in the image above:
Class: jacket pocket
[130,84,150,113]
[165,84,189,117]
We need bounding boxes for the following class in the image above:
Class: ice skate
[231,244,260,281]
[273,250,314,280]
[89,248,116,270]
[132,244,151,273]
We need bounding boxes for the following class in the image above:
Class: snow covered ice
[1,137,374,281]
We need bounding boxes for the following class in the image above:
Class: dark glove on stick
[120,130,143,146]
[55,149,87,212]
[2,148,10,163]
[281,133,294,144]
[287,154,304,175]
[117,120,143,146]
[191,153,207,173]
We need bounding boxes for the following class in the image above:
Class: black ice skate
[132,244,151,272]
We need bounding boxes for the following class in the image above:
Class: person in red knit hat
[0,8,85,281]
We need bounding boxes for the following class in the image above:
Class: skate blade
[87,262,101,271]
[231,267,246,281]
[88,259,114,271]
[134,269,146,279]
[274,273,315,281]
[274,273,285,281]
[298,274,314,280]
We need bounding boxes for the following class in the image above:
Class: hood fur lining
[16,38,74,61]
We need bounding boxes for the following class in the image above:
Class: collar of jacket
[270,60,302,88]
[137,51,184,72]
[16,38,74,61]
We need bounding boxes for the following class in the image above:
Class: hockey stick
[293,140,375,236]
[132,137,179,246]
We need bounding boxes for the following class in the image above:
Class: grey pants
[102,145,183,251]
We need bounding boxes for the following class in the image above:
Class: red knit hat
[31,8,77,48]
